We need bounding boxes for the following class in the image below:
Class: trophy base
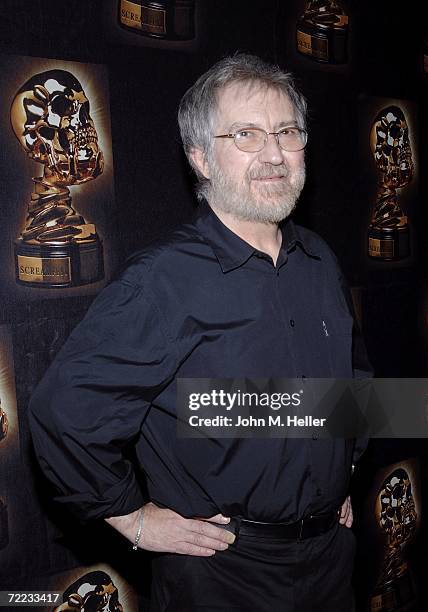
[118,0,195,41]
[368,226,410,261]
[296,18,348,64]
[370,572,415,611]
[15,238,104,288]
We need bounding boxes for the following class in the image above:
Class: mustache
[248,165,290,179]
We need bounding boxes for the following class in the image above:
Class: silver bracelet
[132,507,144,551]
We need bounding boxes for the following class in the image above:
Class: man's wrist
[104,505,146,546]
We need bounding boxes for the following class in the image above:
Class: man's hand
[339,495,353,528]
[105,502,235,556]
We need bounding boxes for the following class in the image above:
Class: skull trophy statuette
[54,571,123,612]
[370,468,418,611]
[11,69,104,287]
[368,106,413,261]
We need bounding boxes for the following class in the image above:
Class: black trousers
[150,521,356,612]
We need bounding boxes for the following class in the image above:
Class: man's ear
[190,147,210,179]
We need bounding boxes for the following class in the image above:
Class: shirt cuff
[54,469,147,523]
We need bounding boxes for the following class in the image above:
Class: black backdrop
[0,1,426,610]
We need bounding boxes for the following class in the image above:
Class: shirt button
[290,319,295,327]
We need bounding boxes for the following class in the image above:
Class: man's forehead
[215,81,294,122]
[218,80,289,102]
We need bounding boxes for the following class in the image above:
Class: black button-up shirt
[29,202,370,524]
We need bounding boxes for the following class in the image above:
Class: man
[29,54,370,611]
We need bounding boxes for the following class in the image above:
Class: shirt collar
[194,200,320,273]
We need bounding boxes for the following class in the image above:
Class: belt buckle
[226,516,241,545]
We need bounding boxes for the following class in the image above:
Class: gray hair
[178,53,307,200]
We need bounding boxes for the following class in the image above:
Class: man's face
[194,82,306,224]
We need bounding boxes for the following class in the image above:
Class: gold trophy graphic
[296,0,349,64]
[11,70,104,287]
[370,469,417,611]
[368,106,413,261]
[54,571,123,611]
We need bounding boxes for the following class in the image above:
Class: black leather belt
[225,510,339,541]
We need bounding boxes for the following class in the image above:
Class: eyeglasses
[214,126,308,153]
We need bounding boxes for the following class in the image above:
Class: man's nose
[257,133,284,165]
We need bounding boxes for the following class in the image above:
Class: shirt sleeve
[28,278,178,523]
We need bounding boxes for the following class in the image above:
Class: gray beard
[205,160,306,224]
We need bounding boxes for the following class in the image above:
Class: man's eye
[280,128,298,136]
[237,130,256,139]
